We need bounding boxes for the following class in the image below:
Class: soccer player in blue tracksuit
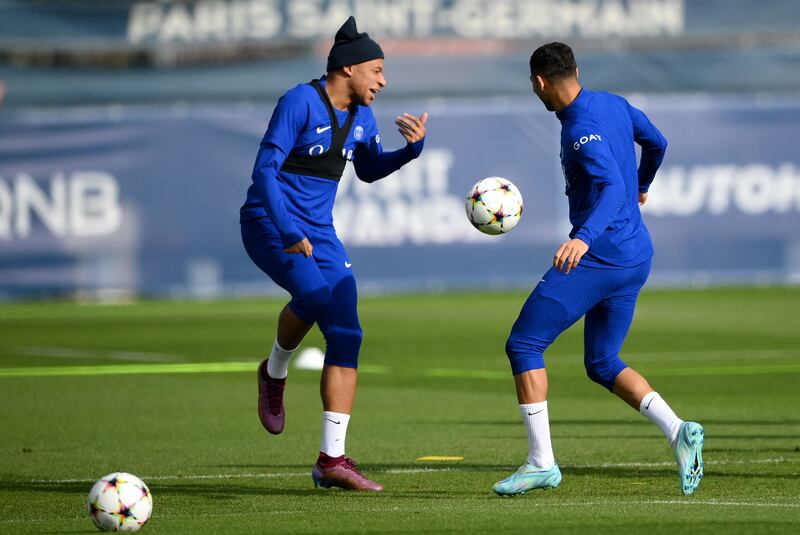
[493,43,704,496]
[240,17,428,491]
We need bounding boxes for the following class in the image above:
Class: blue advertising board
[1,95,799,298]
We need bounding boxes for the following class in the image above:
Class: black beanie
[326,16,384,72]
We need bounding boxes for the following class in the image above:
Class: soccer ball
[87,472,152,532]
[465,177,524,235]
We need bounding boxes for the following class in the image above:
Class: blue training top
[240,75,424,248]
[556,88,667,268]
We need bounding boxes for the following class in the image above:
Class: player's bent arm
[250,93,309,248]
[627,102,668,193]
[572,143,627,246]
[353,138,424,183]
[251,143,305,248]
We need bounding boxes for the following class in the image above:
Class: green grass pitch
[1,287,799,533]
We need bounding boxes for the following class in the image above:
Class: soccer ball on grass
[87,472,152,531]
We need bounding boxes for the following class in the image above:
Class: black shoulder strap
[280,79,355,182]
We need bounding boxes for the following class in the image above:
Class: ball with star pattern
[87,472,152,531]
[465,177,524,235]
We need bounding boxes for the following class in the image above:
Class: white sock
[320,411,350,457]
[639,391,683,448]
[520,401,555,468]
[266,338,296,379]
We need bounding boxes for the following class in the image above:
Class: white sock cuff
[274,338,298,353]
[520,401,548,413]
[639,391,659,414]
[322,410,351,422]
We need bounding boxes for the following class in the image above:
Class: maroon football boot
[312,453,384,492]
[257,359,286,434]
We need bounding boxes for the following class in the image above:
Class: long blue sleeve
[251,142,304,248]
[572,137,627,247]
[353,138,424,183]
[250,94,308,248]
[628,103,668,193]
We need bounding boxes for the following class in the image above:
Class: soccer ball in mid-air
[466,177,524,235]
[87,472,152,532]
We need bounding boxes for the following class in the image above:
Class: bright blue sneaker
[492,463,562,496]
[674,421,704,495]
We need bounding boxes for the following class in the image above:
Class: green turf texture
[1,287,798,533]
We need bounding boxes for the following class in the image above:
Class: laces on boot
[265,377,285,416]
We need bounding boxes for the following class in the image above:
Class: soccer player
[492,43,704,496]
[240,17,428,492]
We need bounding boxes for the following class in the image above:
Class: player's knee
[585,353,627,391]
[290,285,332,323]
[505,334,545,375]
[323,326,363,368]
[585,365,607,389]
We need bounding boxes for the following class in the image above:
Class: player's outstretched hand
[639,192,648,206]
[554,238,589,274]
[395,112,428,144]
[285,238,313,257]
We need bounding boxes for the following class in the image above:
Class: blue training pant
[506,259,651,390]
[241,218,362,369]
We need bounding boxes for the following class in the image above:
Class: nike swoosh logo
[344,262,352,268]
[316,125,332,133]
[645,399,654,411]
[325,418,341,425]
[527,410,544,416]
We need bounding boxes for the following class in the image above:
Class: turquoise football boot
[674,421,704,495]
[492,463,562,496]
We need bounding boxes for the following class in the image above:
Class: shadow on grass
[4,456,793,501]
[0,480,332,499]
[0,479,483,501]
[705,446,800,453]
[39,529,95,534]
[206,462,513,473]
[201,461,795,481]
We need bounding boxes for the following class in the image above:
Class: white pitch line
[19,457,791,485]
[389,457,790,472]
[26,471,309,484]
[566,457,788,469]
[612,500,800,509]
